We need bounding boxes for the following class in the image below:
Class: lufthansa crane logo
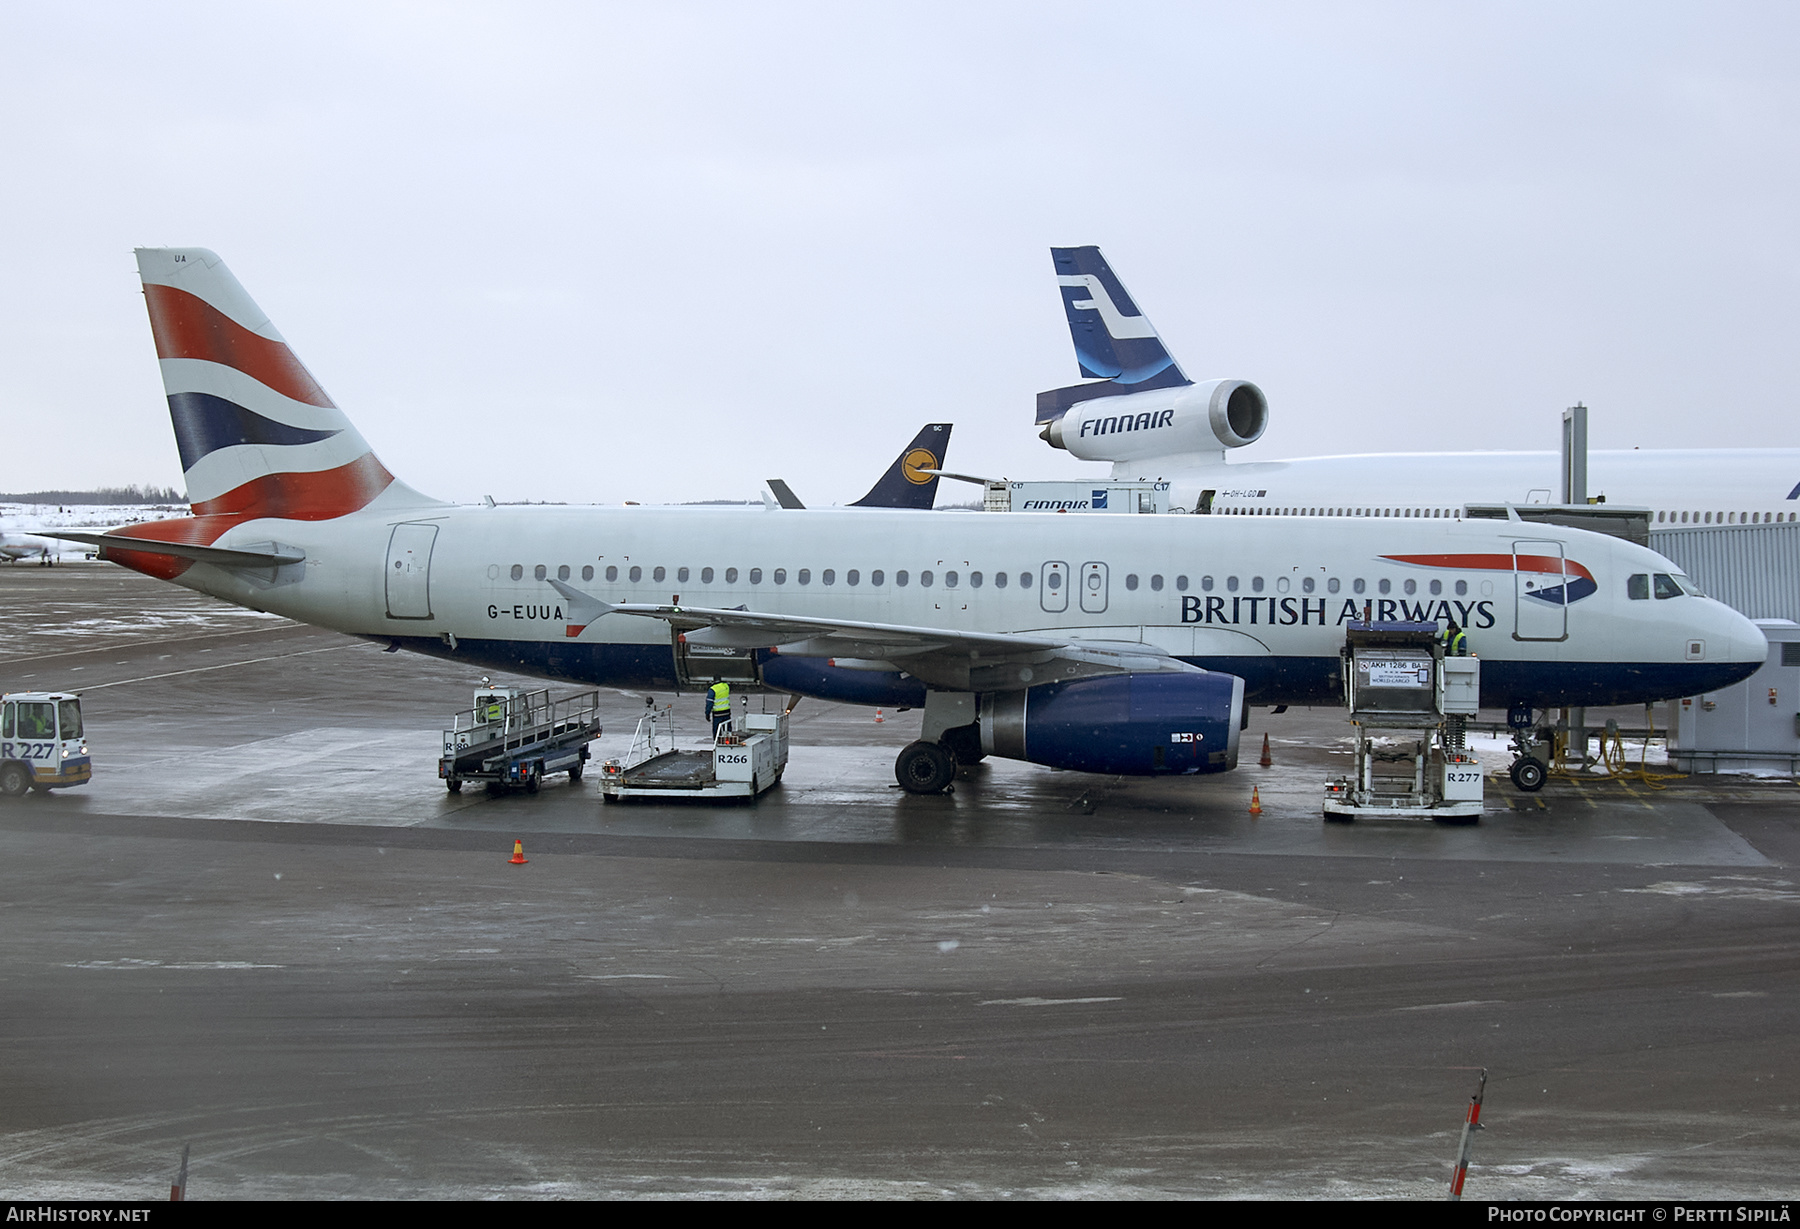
[902,449,939,485]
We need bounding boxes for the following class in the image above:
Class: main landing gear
[895,741,955,795]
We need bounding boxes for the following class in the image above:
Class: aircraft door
[1040,561,1068,613]
[1512,539,1568,642]
[1079,561,1109,614]
[385,522,439,619]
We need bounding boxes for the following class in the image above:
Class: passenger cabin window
[678,567,690,582]
[1175,575,1188,591]
[629,566,642,582]
[847,570,859,585]
[1125,574,1138,591]
[606,565,619,582]
[944,571,957,588]
[510,564,523,581]
[1328,578,1340,593]
[750,568,763,584]
[582,565,594,581]
[895,571,908,587]
[1227,576,1239,592]
[970,572,982,588]
[920,571,934,587]
[725,567,738,583]
[871,570,884,585]
[1353,578,1366,595]
[773,568,786,584]
[1019,572,1031,589]
[1150,575,1163,591]
[534,565,547,580]
[557,565,570,581]
[653,566,666,582]
[993,572,1005,589]
[702,567,715,583]
[1628,574,1650,600]
[798,569,811,585]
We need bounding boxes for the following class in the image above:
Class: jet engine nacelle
[978,671,1245,775]
[1040,378,1268,463]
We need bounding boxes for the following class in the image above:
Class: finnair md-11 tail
[75,249,1766,793]
[1036,246,1800,521]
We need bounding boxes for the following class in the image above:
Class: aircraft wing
[549,579,1198,691]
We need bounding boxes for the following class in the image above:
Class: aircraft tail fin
[134,248,438,521]
[848,423,952,509]
[1037,246,1190,424]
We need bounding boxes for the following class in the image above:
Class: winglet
[548,577,615,638]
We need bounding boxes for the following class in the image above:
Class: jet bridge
[1324,621,1483,823]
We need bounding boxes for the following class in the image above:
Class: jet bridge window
[1628,574,1650,600]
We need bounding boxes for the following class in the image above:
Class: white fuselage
[1108,448,1800,523]
[154,496,1766,710]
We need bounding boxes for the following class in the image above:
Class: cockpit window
[1653,573,1684,599]
[1628,574,1649,600]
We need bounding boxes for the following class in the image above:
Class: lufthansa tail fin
[1037,246,1191,425]
[134,248,439,522]
[848,423,953,509]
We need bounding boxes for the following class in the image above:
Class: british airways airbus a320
[69,249,1765,795]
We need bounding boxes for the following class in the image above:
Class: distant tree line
[0,484,187,505]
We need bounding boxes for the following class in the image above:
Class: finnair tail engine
[1039,378,1268,462]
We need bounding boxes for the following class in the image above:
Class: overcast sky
[3,2,1798,505]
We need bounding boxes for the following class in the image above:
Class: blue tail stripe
[167,391,342,472]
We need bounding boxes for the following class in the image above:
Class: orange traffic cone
[1259,733,1272,768]
[509,839,528,865]
[874,709,884,723]
[1249,787,1263,816]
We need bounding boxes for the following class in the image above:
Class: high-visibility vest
[708,682,730,713]
[1446,629,1468,657]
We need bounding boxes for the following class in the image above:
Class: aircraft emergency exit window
[1378,579,1391,595]
[605,566,619,582]
[1201,576,1214,591]
[1019,572,1032,589]
[847,570,859,586]
[1302,577,1314,593]
[1353,578,1366,595]
[1175,575,1188,591]
[773,568,786,584]
[1628,574,1650,600]
[943,571,958,588]
[725,567,738,583]
[993,572,1005,589]
[1403,579,1416,595]
[702,567,715,583]
[1455,580,1467,596]
[653,566,666,582]
[534,565,547,581]
[921,571,935,587]
[629,566,642,583]
[510,564,523,581]
[970,572,983,588]
[1250,576,1264,592]
[1653,573,1682,599]
[558,565,571,581]
[1227,576,1239,592]
[582,566,594,582]
[1328,578,1340,593]
[678,567,690,583]
[1046,572,1060,590]
[1125,574,1138,590]
[895,571,908,586]
[871,570,885,585]
[1150,575,1164,591]
[750,568,764,584]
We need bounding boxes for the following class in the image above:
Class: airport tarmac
[1,563,1797,1199]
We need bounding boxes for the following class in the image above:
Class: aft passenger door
[385,522,439,619]
[1512,539,1568,642]
[1040,561,1068,614]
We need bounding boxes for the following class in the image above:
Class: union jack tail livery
[114,249,441,577]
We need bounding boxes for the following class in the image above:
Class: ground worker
[706,680,732,738]
[482,694,505,724]
[1443,618,1469,657]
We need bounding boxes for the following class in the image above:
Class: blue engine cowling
[978,672,1245,775]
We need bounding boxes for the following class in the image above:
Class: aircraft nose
[1714,601,1769,664]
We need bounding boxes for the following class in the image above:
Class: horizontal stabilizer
[47,532,305,569]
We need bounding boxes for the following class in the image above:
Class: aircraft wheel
[0,763,29,799]
[1510,756,1547,792]
[895,740,955,794]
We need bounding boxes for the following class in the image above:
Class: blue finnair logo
[1091,490,1108,509]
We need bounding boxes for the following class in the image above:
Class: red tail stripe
[193,453,394,520]
[143,283,336,409]
[1382,552,1594,582]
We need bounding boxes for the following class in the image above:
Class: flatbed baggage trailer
[439,685,601,794]
[600,704,788,803]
